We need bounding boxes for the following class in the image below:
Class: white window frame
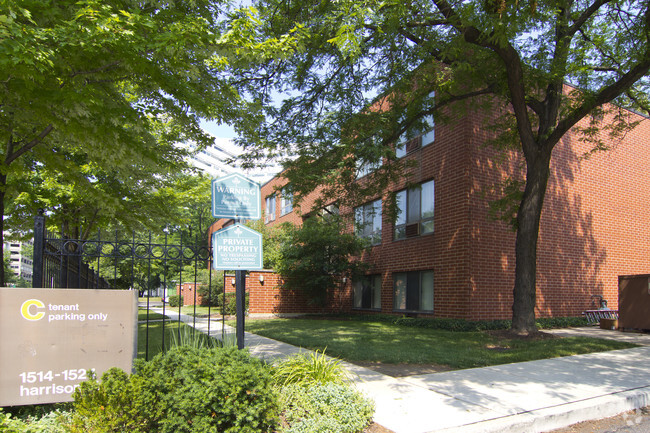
[356,136,383,178]
[395,179,434,240]
[354,199,382,245]
[280,189,293,216]
[395,91,435,157]
[265,195,276,223]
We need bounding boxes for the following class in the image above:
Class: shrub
[201,291,249,315]
[279,383,374,433]
[343,314,589,332]
[168,295,183,307]
[273,350,350,388]
[167,324,222,350]
[71,346,279,433]
[0,407,71,433]
[536,316,589,329]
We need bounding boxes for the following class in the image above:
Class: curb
[435,386,650,433]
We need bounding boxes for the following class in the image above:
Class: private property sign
[0,288,137,406]
[213,224,263,270]
[212,173,261,220]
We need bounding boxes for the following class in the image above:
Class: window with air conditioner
[394,180,434,240]
[395,91,435,158]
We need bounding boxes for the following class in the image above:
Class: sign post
[211,173,262,350]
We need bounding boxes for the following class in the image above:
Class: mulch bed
[485,329,560,340]
[364,422,396,433]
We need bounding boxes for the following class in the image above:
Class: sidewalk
[154,309,650,433]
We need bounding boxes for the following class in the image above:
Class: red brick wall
[247,270,350,315]
[466,102,650,319]
[178,283,203,306]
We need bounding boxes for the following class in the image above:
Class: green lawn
[137,314,220,359]
[243,318,637,370]
[177,305,221,316]
[140,304,223,317]
[138,296,162,303]
[138,309,167,321]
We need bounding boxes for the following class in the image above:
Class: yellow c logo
[21,299,45,321]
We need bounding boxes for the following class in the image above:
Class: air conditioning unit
[405,223,420,238]
[405,137,422,155]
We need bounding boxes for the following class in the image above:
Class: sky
[200,119,236,140]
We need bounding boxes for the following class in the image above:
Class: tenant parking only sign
[212,173,261,220]
[0,288,137,406]
[213,224,263,270]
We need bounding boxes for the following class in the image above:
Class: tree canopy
[272,215,370,306]
[0,0,296,284]
[232,0,650,333]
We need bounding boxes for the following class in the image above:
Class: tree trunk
[511,149,552,335]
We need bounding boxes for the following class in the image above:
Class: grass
[138,296,162,303]
[141,304,224,317]
[177,305,222,316]
[243,318,638,370]
[138,309,167,320]
[137,316,223,359]
[137,305,230,359]
[272,350,351,387]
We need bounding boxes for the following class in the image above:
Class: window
[394,180,434,240]
[393,270,434,312]
[420,113,435,147]
[265,195,276,223]
[356,136,383,178]
[317,203,339,219]
[354,275,382,310]
[354,199,382,245]
[395,91,435,158]
[356,159,382,179]
[281,188,293,216]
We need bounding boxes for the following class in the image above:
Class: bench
[583,309,619,324]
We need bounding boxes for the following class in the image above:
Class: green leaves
[1,1,221,237]
[71,347,279,433]
[273,215,370,306]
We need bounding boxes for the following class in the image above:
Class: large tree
[233,0,650,334]
[0,0,292,285]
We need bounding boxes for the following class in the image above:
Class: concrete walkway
[152,309,650,433]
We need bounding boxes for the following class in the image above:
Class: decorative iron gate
[32,213,225,360]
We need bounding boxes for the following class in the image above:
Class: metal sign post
[235,269,246,349]
[211,173,263,350]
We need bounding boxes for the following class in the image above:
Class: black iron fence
[32,213,225,360]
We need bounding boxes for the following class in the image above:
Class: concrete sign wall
[212,173,261,220]
[0,288,137,406]
[213,224,263,270]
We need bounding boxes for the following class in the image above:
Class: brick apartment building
[210,99,649,321]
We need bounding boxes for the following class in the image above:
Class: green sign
[213,224,263,270]
[211,173,261,220]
